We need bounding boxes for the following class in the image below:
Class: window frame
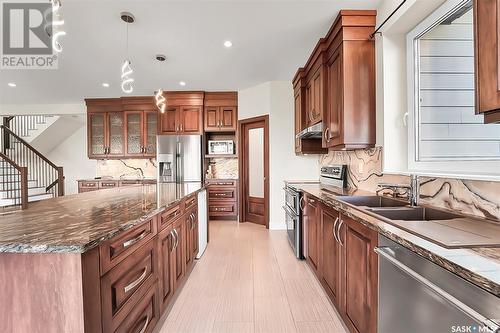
[406,0,500,180]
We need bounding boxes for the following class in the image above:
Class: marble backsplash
[319,148,500,222]
[206,158,238,179]
[96,159,157,179]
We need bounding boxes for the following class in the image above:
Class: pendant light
[155,54,167,113]
[45,0,66,53]
[120,12,135,94]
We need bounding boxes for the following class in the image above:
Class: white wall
[239,81,319,230]
[46,125,96,195]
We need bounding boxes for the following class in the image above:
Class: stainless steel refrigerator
[157,135,202,183]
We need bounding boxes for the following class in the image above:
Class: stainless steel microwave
[208,140,234,155]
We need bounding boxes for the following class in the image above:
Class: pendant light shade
[121,60,134,94]
[45,0,66,53]
[155,89,166,113]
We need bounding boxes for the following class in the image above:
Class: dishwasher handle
[375,247,500,333]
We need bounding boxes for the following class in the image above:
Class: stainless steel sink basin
[367,206,460,221]
[338,196,408,208]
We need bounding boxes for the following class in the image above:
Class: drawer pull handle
[172,229,179,250]
[169,230,175,252]
[124,267,147,293]
[123,231,147,248]
[136,315,149,333]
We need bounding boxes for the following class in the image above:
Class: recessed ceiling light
[102,83,110,88]
[224,40,233,48]
[7,82,16,87]
[179,81,186,86]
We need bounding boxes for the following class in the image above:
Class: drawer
[99,180,119,188]
[99,216,157,274]
[79,180,99,189]
[159,203,182,230]
[119,180,142,186]
[209,202,237,216]
[184,194,197,210]
[101,239,157,333]
[114,283,159,333]
[207,180,237,187]
[208,188,236,201]
[79,188,99,193]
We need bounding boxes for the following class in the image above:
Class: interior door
[239,116,269,227]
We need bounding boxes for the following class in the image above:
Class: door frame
[238,115,270,229]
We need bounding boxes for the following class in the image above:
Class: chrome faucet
[377,174,420,206]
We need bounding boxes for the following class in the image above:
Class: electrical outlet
[358,163,364,174]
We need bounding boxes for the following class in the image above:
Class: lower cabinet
[304,193,320,273]
[82,193,201,333]
[308,202,378,333]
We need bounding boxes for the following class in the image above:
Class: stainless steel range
[283,165,347,259]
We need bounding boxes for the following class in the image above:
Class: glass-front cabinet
[125,110,157,158]
[88,113,106,157]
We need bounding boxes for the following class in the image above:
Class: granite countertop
[0,182,203,254]
[288,182,500,297]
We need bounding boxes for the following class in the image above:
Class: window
[407,0,500,179]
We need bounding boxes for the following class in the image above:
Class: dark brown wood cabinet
[86,97,157,159]
[320,204,342,308]
[293,10,376,152]
[340,214,378,333]
[305,200,378,333]
[206,179,238,220]
[158,223,175,313]
[204,92,238,132]
[474,0,500,123]
[304,193,320,273]
[157,92,204,135]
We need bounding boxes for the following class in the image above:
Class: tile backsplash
[206,158,238,179]
[319,148,500,222]
[96,159,157,179]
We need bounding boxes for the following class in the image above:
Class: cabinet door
[311,69,323,124]
[144,111,157,157]
[173,218,185,287]
[204,106,219,131]
[107,112,125,156]
[219,106,237,131]
[125,111,144,156]
[179,106,202,134]
[158,224,175,313]
[159,107,179,134]
[304,195,320,273]
[88,113,107,158]
[305,82,313,127]
[294,90,303,153]
[475,0,500,123]
[320,204,341,307]
[190,209,199,261]
[325,53,343,148]
[184,213,193,269]
[341,215,378,333]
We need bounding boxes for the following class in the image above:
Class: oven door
[283,204,302,259]
[284,186,300,215]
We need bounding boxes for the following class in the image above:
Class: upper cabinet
[203,92,238,132]
[157,92,204,135]
[474,0,500,123]
[86,97,157,159]
[293,10,376,153]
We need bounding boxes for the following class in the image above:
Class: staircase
[1,116,64,211]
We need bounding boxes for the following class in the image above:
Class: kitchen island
[0,182,204,333]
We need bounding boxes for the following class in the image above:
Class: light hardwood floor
[158,220,348,333]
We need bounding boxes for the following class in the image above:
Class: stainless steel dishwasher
[376,235,500,333]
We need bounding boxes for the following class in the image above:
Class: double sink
[338,195,460,221]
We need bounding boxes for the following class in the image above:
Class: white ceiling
[0,0,382,105]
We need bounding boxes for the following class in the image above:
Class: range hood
[296,122,323,139]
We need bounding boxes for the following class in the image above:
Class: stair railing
[0,125,64,200]
[3,115,48,137]
[0,152,28,210]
